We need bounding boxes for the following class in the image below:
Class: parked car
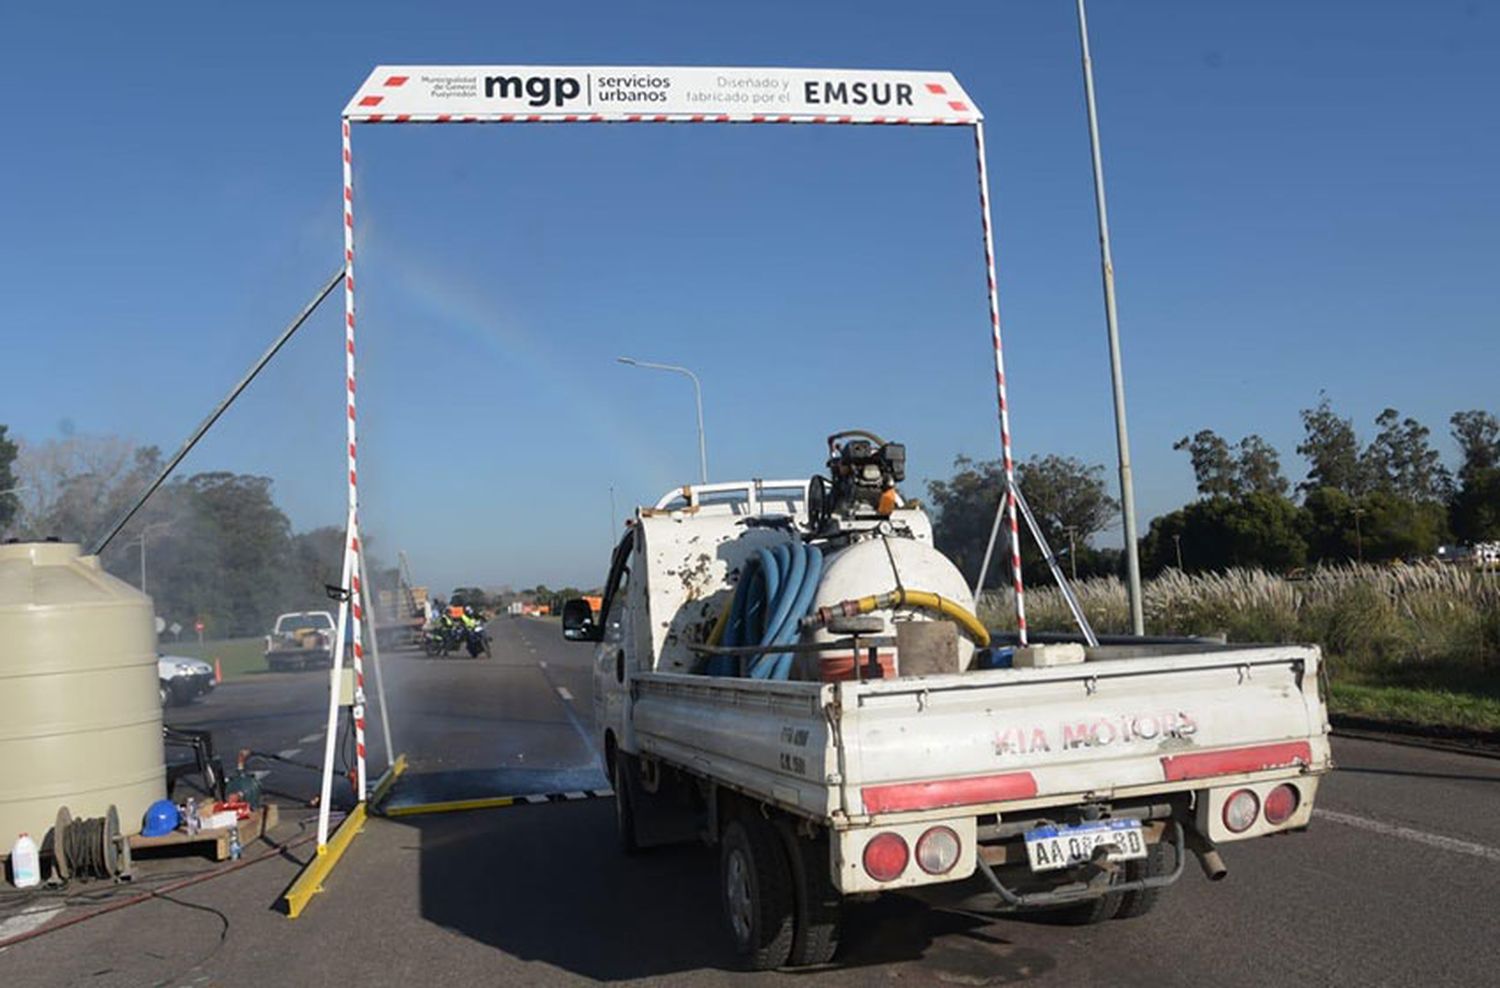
[158,654,215,706]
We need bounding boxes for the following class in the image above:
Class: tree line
[0,433,376,638]
[928,398,1500,584]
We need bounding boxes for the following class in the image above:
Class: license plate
[1024,819,1147,872]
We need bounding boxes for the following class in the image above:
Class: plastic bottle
[10,834,40,888]
[228,824,242,861]
[185,798,200,836]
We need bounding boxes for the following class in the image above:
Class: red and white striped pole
[316,118,368,849]
[341,117,369,801]
[973,122,1027,646]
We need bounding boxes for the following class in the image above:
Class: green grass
[1329,682,1500,734]
[159,637,267,681]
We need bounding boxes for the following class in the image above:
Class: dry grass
[980,562,1500,692]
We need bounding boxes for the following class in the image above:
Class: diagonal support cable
[91,267,345,556]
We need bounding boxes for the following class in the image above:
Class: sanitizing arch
[317,64,1029,849]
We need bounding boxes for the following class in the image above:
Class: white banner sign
[345,65,980,123]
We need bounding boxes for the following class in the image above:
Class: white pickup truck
[562,437,1331,970]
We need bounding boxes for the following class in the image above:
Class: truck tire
[1050,876,1124,925]
[613,755,639,855]
[777,822,842,967]
[721,816,795,971]
[1114,836,1176,920]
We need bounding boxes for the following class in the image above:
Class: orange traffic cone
[214,657,223,684]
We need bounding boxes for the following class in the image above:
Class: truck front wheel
[721,816,795,971]
[613,754,639,855]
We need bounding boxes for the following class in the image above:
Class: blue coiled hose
[711,541,824,680]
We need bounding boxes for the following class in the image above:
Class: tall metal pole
[617,357,709,483]
[1077,0,1145,635]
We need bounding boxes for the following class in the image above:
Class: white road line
[277,748,301,759]
[555,686,574,702]
[298,733,323,744]
[1314,809,1500,863]
[251,770,270,781]
[0,904,63,942]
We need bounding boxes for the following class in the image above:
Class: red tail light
[1263,784,1300,825]
[862,832,909,882]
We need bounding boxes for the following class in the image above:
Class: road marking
[1314,809,1500,863]
[278,748,301,759]
[0,904,63,942]
[298,733,323,744]
[555,686,574,701]
[251,770,271,781]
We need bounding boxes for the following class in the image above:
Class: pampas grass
[979,563,1500,680]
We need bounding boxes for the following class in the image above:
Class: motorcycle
[462,623,492,659]
[423,622,462,658]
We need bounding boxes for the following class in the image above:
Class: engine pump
[809,430,906,530]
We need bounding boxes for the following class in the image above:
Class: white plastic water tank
[809,537,978,673]
[0,541,166,844]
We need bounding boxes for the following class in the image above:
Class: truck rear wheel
[1051,886,1123,925]
[778,822,842,967]
[1114,837,1176,920]
[721,816,795,971]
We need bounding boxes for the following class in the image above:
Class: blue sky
[2,1,1496,591]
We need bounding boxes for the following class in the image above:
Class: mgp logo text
[483,73,583,108]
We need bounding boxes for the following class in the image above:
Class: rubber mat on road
[374,765,611,817]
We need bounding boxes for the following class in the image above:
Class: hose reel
[50,805,133,883]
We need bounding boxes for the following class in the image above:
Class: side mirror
[561,597,602,642]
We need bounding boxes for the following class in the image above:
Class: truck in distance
[561,432,1332,970]
[264,610,338,672]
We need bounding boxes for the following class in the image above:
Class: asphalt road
[3,617,1499,986]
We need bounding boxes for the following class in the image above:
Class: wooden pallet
[127,804,280,861]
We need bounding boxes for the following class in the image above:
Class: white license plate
[1024,819,1148,872]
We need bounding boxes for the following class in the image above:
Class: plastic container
[0,542,166,845]
[10,833,40,888]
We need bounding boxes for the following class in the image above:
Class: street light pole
[1077,0,1145,636]
[131,522,171,595]
[617,357,709,484]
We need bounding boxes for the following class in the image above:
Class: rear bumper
[266,649,332,666]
